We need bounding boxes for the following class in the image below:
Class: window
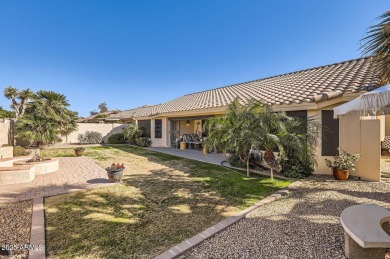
[321,110,339,156]
[138,120,151,138]
[155,119,162,138]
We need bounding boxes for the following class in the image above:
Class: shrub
[280,158,313,178]
[136,137,151,147]
[13,146,31,157]
[78,131,103,144]
[123,123,140,145]
[108,133,126,144]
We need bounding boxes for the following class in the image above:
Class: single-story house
[115,57,384,179]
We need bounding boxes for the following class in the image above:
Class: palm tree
[16,90,77,147]
[204,99,321,179]
[123,123,140,144]
[16,116,60,148]
[204,99,263,177]
[361,10,390,84]
[4,86,34,118]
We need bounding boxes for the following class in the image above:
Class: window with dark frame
[321,110,339,156]
[155,119,162,138]
[138,120,151,138]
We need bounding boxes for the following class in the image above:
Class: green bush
[13,146,31,157]
[78,131,103,144]
[136,137,152,147]
[108,133,126,144]
[280,158,313,178]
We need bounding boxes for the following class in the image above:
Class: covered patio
[146,146,225,166]
[168,115,214,148]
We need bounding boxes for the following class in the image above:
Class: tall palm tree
[361,10,390,84]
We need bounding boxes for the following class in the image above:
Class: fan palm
[361,10,390,84]
[16,90,77,147]
[16,116,60,147]
[123,123,141,144]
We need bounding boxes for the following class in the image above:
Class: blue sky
[0,1,389,116]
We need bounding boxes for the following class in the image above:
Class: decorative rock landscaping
[181,180,390,258]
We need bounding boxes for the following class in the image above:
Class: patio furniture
[341,204,390,259]
[182,134,194,149]
[191,134,202,150]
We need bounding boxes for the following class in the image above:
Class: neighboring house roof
[77,110,122,123]
[117,57,380,119]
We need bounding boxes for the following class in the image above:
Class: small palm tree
[16,90,77,147]
[16,116,60,148]
[361,10,390,84]
[123,123,141,144]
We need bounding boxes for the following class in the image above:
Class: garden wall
[0,119,14,146]
[59,123,130,144]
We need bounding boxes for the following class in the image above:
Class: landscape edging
[28,197,45,259]
[154,180,303,259]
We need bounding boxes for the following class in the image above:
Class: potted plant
[74,147,85,157]
[106,163,125,182]
[325,148,361,180]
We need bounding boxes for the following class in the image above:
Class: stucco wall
[339,114,381,181]
[0,119,13,146]
[150,118,168,147]
[0,146,13,159]
[60,123,130,144]
[179,120,195,135]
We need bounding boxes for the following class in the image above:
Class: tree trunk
[270,168,274,180]
[247,158,250,177]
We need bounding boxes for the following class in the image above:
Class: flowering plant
[325,148,360,171]
[106,163,125,171]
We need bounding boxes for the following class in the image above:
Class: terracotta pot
[333,168,349,180]
[74,148,85,157]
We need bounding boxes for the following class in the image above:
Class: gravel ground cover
[182,180,390,259]
[0,200,33,259]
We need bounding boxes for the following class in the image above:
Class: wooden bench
[341,204,390,259]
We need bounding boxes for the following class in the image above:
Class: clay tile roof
[119,57,380,119]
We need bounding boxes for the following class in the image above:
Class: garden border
[154,180,303,259]
[28,197,45,259]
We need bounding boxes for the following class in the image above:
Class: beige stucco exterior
[133,94,385,181]
[339,113,382,181]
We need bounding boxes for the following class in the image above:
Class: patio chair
[182,134,193,149]
[191,134,202,150]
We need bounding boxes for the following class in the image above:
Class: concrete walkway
[0,157,113,204]
[146,147,225,165]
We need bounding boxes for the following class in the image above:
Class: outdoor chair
[191,134,202,150]
[182,134,193,149]
[381,136,390,155]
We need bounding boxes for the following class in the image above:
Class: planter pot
[333,168,349,180]
[74,149,85,157]
[106,168,124,182]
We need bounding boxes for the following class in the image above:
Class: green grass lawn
[42,145,292,258]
